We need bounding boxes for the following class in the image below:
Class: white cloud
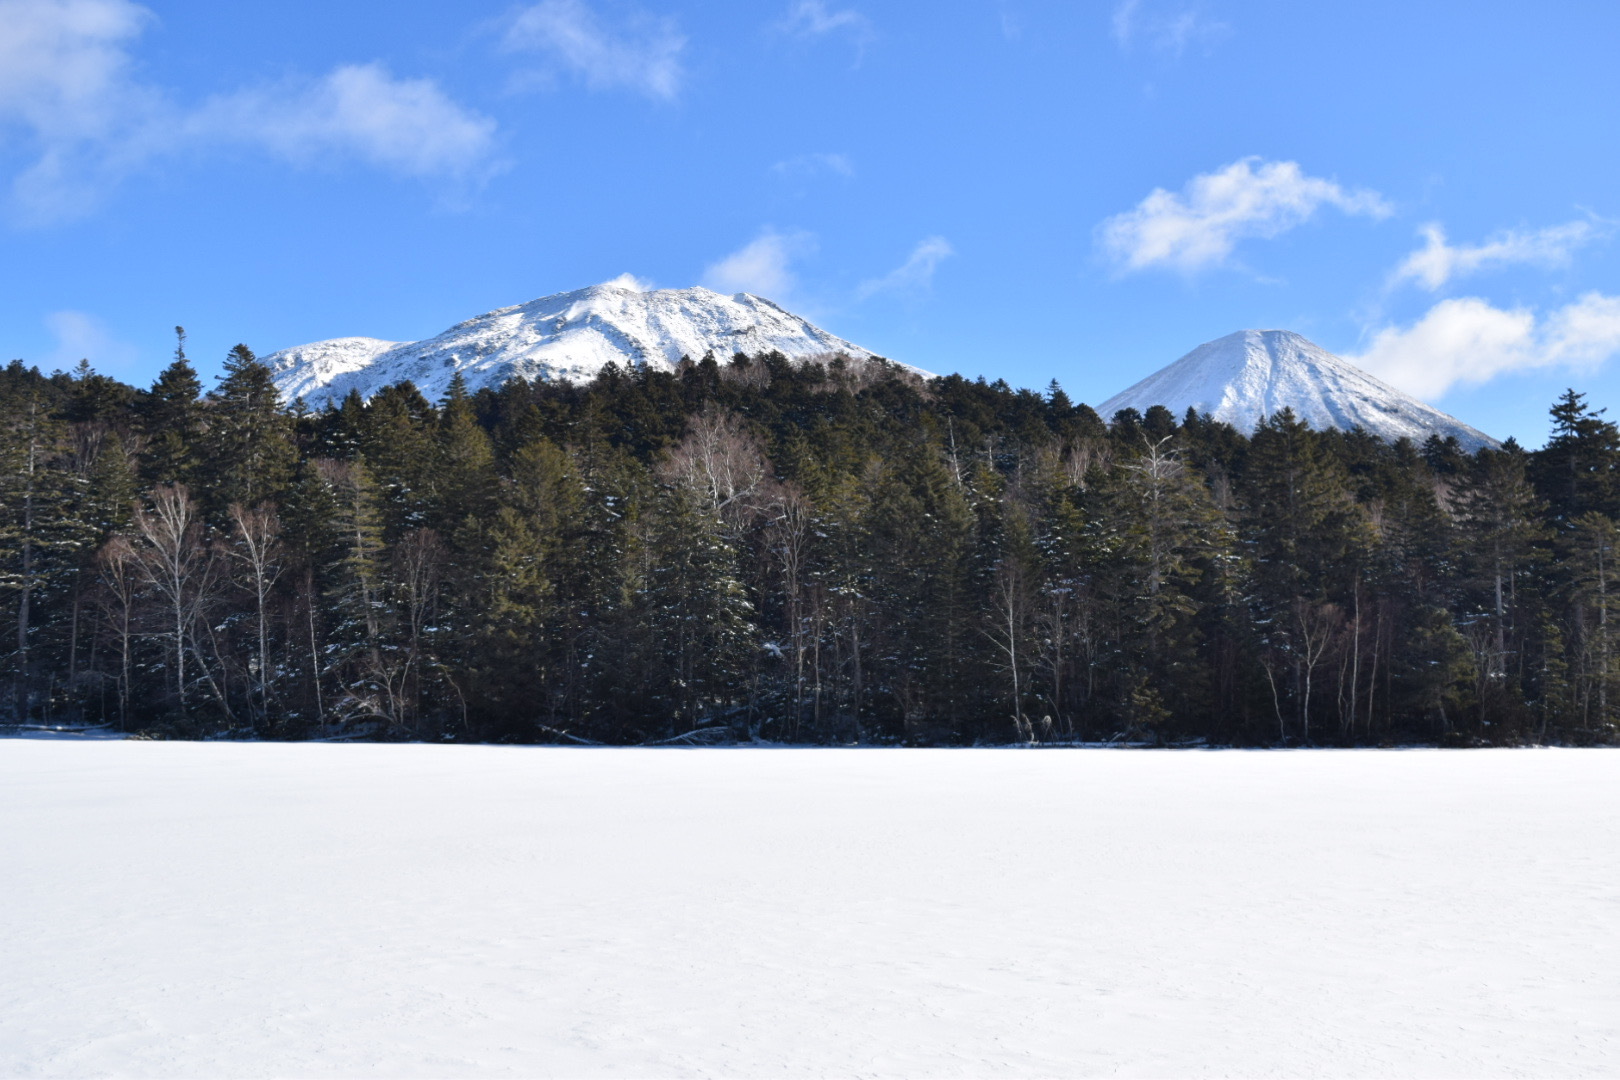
[0,0,499,222]
[603,272,653,291]
[1351,293,1620,399]
[857,236,953,300]
[1111,0,1228,58]
[44,309,138,373]
[1543,292,1620,368]
[0,0,152,136]
[1097,157,1391,275]
[702,229,815,299]
[0,0,167,220]
[503,0,685,100]
[194,64,498,180]
[778,1,873,45]
[1389,220,1601,292]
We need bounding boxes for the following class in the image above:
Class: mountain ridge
[266,280,885,406]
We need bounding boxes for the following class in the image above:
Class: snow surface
[2,743,1616,1078]
[266,281,885,406]
[1099,329,1500,450]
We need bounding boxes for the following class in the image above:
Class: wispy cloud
[194,64,498,181]
[770,152,853,179]
[1097,157,1391,275]
[702,229,815,299]
[43,309,138,373]
[503,0,685,100]
[857,236,953,300]
[1111,0,1228,58]
[998,2,1022,41]
[1351,293,1620,398]
[0,0,164,220]
[1389,219,1604,292]
[0,0,500,223]
[0,0,155,139]
[776,2,874,54]
[1111,0,1138,44]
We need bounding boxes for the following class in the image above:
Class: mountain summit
[1098,329,1498,450]
[266,280,881,406]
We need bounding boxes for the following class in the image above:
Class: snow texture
[1100,329,1500,450]
[265,281,884,406]
[2,742,1616,1078]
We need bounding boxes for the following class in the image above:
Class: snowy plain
[1,742,1616,1078]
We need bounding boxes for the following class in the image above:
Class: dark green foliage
[201,344,296,513]
[1533,389,1620,523]
[1,346,1616,746]
[136,329,205,487]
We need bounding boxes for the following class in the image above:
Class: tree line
[2,332,1618,745]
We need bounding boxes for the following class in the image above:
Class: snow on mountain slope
[267,280,882,406]
[1099,329,1498,450]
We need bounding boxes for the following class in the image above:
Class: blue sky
[2,0,1619,445]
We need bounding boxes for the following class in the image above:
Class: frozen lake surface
[1,742,1616,1077]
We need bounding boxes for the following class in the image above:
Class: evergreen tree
[138,328,205,486]
[641,485,757,735]
[1241,410,1368,743]
[321,458,389,725]
[1566,511,1620,738]
[0,392,92,719]
[360,383,439,534]
[1451,446,1544,725]
[432,373,497,529]
[202,344,296,514]
[1533,389,1620,523]
[62,359,136,424]
[1,340,1619,748]
[467,437,587,736]
[862,440,981,741]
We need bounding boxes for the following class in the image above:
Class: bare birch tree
[132,485,207,713]
[229,503,285,723]
[661,403,774,528]
[93,535,140,728]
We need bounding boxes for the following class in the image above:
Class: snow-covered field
[2,743,1615,1078]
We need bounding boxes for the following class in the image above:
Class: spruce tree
[201,344,296,515]
[321,458,389,725]
[0,393,91,719]
[1533,389,1620,523]
[360,383,439,534]
[1452,446,1544,723]
[1241,409,1367,742]
[138,328,205,487]
[1566,511,1620,737]
[433,373,497,529]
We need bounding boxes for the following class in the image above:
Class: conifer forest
[4,334,1620,747]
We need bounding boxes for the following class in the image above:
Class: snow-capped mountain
[1098,329,1498,450]
[266,279,882,406]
